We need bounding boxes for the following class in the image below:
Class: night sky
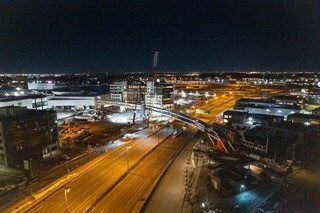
[0,0,319,73]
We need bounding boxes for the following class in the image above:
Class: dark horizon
[1,0,320,74]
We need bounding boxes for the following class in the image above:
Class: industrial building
[223,110,248,127]
[47,95,98,111]
[242,124,306,161]
[223,110,284,127]
[271,95,304,108]
[28,81,66,91]
[287,113,320,126]
[47,86,109,111]
[234,98,305,119]
[0,95,48,110]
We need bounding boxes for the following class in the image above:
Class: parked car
[62,154,70,160]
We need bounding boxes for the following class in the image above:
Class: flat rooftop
[0,94,46,102]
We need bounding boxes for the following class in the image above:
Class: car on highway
[172,129,182,139]
[182,124,189,131]
[62,154,70,160]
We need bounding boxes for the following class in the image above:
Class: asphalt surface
[0,121,125,212]
[284,140,320,212]
[89,127,198,212]
[191,95,238,123]
[144,131,202,213]
[20,124,177,213]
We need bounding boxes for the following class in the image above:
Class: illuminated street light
[64,187,71,212]
[240,184,246,193]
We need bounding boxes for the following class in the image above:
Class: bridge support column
[140,104,146,117]
[206,132,229,154]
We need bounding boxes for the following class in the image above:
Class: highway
[192,95,237,123]
[20,124,177,213]
[89,127,198,212]
[144,131,201,213]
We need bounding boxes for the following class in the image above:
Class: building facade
[0,95,48,110]
[287,113,320,126]
[28,81,66,91]
[145,81,174,109]
[110,81,127,102]
[223,110,248,127]
[234,98,305,119]
[47,95,98,111]
[0,107,58,168]
[126,82,146,104]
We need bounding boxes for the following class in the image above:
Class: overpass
[100,100,236,153]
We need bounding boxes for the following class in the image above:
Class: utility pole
[292,145,296,162]
[29,158,33,179]
[126,145,131,173]
[64,187,70,213]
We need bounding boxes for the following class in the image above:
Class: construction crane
[132,85,141,124]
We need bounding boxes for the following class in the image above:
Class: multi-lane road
[90,126,198,212]
[193,95,238,123]
[144,131,202,213]
[13,124,177,213]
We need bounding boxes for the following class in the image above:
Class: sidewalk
[0,166,25,179]
[0,166,25,194]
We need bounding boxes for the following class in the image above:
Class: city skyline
[0,1,320,73]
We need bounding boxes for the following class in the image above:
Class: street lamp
[64,187,71,212]
[126,145,132,173]
[240,184,246,193]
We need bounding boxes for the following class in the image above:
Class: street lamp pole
[126,145,131,173]
[64,187,70,213]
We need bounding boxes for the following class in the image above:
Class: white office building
[47,95,99,111]
[0,95,48,110]
[110,81,127,102]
